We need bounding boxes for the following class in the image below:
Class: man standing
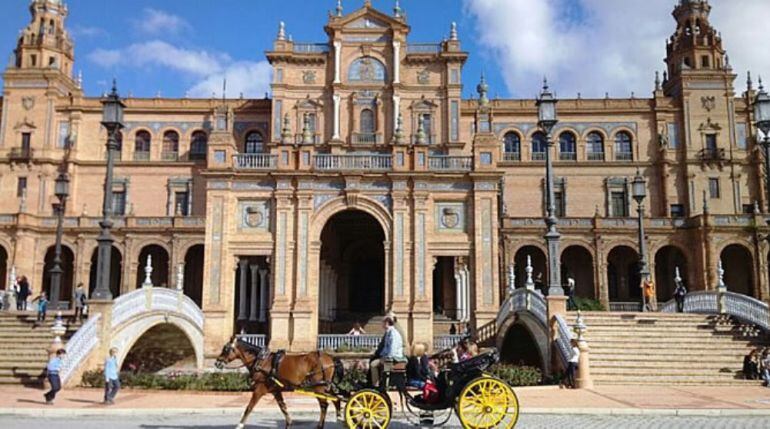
[370,316,403,388]
[44,349,66,404]
[673,279,687,313]
[73,283,86,322]
[103,348,120,405]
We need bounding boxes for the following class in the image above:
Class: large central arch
[318,209,386,333]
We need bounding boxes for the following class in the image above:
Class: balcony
[531,152,546,161]
[615,152,633,162]
[406,43,442,54]
[234,154,278,170]
[314,154,392,171]
[293,43,329,54]
[428,155,473,172]
[161,151,179,161]
[700,148,726,162]
[133,151,151,161]
[587,152,605,161]
[502,152,521,162]
[351,133,383,145]
[559,152,577,161]
[8,147,33,162]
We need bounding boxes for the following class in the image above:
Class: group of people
[3,277,88,323]
[743,348,770,386]
[44,347,120,405]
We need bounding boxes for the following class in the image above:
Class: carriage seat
[383,360,408,373]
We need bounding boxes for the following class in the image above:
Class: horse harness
[238,343,333,391]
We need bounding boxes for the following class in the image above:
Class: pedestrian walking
[103,348,120,404]
[565,338,580,389]
[17,275,30,311]
[73,283,86,322]
[673,278,687,313]
[565,277,577,311]
[44,349,66,404]
[32,291,49,323]
[643,278,657,311]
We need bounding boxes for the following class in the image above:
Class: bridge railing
[237,334,267,348]
[553,314,573,367]
[433,334,465,352]
[496,288,547,329]
[317,334,381,352]
[60,314,101,384]
[660,290,768,331]
[111,287,204,329]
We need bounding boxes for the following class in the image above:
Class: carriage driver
[370,315,404,388]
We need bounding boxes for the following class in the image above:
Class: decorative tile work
[436,202,466,232]
[314,194,336,210]
[234,121,269,135]
[239,200,270,231]
[297,212,309,296]
[481,198,494,306]
[394,212,404,297]
[232,180,274,191]
[493,121,638,137]
[416,212,426,297]
[123,121,212,133]
[276,211,287,295]
[209,197,224,305]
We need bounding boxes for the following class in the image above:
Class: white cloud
[87,41,271,98]
[132,8,191,36]
[465,0,770,98]
[70,25,106,39]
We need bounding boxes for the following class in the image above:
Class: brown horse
[215,336,342,429]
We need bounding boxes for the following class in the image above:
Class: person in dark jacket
[406,343,432,389]
[17,276,31,311]
[673,279,687,313]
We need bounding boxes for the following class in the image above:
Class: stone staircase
[0,312,81,386]
[566,312,770,385]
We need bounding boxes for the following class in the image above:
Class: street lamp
[537,79,563,296]
[753,79,770,212]
[93,80,125,301]
[632,169,650,312]
[49,172,70,309]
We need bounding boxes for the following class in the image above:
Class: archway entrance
[121,324,196,373]
[88,246,123,297]
[721,244,754,297]
[513,246,547,293]
[561,246,595,299]
[0,245,7,291]
[607,246,641,310]
[42,245,75,305]
[319,210,385,333]
[136,245,170,288]
[654,246,688,302]
[499,323,545,372]
[184,245,205,307]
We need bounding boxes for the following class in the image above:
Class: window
[134,130,151,160]
[162,131,179,161]
[532,132,547,161]
[111,191,126,216]
[554,191,565,217]
[559,132,577,161]
[21,132,31,155]
[610,191,628,217]
[174,192,189,216]
[503,132,521,161]
[708,178,720,199]
[421,113,433,143]
[614,131,633,161]
[360,109,375,134]
[586,132,604,160]
[16,177,27,198]
[30,54,37,67]
[306,113,317,134]
[701,55,710,68]
[743,204,755,214]
[190,131,208,160]
[245,132,264,154]
[670,204,685,218]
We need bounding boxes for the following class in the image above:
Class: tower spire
[335,0,343,17]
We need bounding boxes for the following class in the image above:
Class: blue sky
[1,0,768,99]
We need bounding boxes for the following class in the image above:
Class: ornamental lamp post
[93,81,125,301]
[753,79,770,212]
[49,172,70,310]
[537,79,563,296]
[632,169,650,312]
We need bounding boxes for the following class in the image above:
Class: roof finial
[724,54,731,70]
[394,0,402,18]
[747,71,753,91]
[450,22,458,41]
[760,75,765,92]
[336,0,343,17]
[277,21,286,41]
[542,76,549,92]
[364,0,372,8]
[77,70,83,89]
[655,71,661,91]
[477,73,489,107]
[110,78,118,97]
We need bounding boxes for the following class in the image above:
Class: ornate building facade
[0,0,768,355]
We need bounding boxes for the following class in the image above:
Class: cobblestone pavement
[2,413,770,429]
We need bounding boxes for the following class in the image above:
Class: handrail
[237,334,267,348]
[60,314,101,384]
[111,287,204,330]
[496,288,547,329]
[317,334,381,351]
[660,290,768,331]
[553,314,573,366]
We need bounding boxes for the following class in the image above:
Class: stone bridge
[59,286,204,386]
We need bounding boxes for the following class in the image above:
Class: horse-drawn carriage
[216,337,519,429]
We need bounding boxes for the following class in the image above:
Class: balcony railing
[502,152,521,162]
[700,148,726,161]
[317,334,381,352]
[531,152,546,161]
[189,152,207,161]
[406,43,442,54]
[428,156,473,172]
[161,151,179,161]
[293,43,330,54]
[8,147,33,161]
[234,154,278,170]
[559,152,577,161]
[351,133,382,145]
[237,334,267,348]
[615,152,633,161]
[314,154,392,171]
[587,152,605,161]
[133,151,150,161]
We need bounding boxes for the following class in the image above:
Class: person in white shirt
[565,338,580,389]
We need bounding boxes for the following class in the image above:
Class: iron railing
[433,335,466,352]
[531,152,546,161]
[615,152,633,161]
[133,151,151,161]
[587,152,605,161]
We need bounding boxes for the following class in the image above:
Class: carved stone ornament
[244,206,264,228]
[21,96,35,111]
[417,70,430,85]
[441,207,460,229]
[701,96,716,112]
[302,70,317,84]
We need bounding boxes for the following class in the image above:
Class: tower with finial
[14,0,74,78]
[477,73,489,107]
[277,21,287,41]
[336,0,343,17]
[450,22,458,41]
[394,0,402,18]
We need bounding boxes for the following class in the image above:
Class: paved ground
[2,413,770,429]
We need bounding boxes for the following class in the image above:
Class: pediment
[329,5,409,33]
[347,17,388,30]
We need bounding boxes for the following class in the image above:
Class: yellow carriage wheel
[344,389,391,429]
[456,377,519,429]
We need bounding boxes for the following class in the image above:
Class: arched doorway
[42,245,75,305]
[500,323,545,371]
[319,210,385,333]
[720,244,754,297]
[654,246,688,302]
[184,245,204,307]
[607,246,641,308]
[561,246,595,299]
[0,245,7,291]
[136,245,170,288]
[121,324,196,373]
[88,246,123,297]
[513,246,547,292]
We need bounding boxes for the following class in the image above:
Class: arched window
[306,113,317,134]
[162,131,179,161]
[348,56,386,82]
[245,131,264,154]
[360,109,375,134]
[503,132,521,161]
[586,132,604,161]
[190,131,208,160]
[134,130,151,161]
[532,132,547,161]
[614,131,633,161]
[559,132,577,161]
[114,131,123,161]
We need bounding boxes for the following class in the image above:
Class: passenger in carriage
[370,316,404,388]
[406,343,433,389]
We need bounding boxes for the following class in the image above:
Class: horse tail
[333,357,344,384]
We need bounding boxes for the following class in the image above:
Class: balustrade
[428,156,473,172]
[234,154,278,170]
[237,334,267,348]
[314,154,392,171]
[317,334,381,352]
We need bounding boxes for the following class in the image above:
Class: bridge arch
[496,312,549,374]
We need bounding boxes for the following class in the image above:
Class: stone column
[392,41,401,84]
[237,258,248,321]
[258,269,269,322]
[332,95,341,140]
[454,264,463,322]
[333,41,342,84]
[249,264,258,322]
